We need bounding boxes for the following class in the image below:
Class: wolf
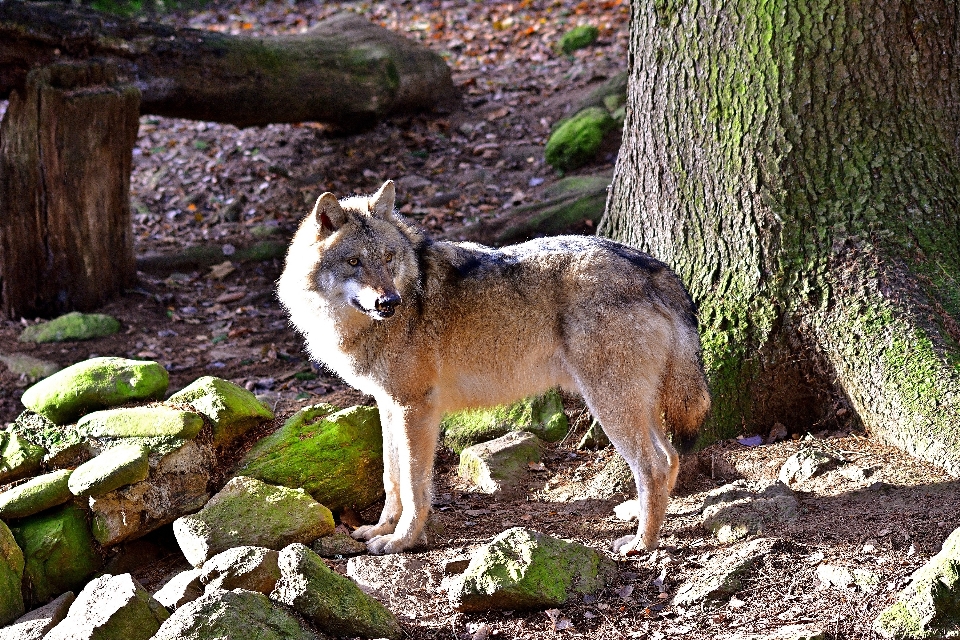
[277,180,710,556]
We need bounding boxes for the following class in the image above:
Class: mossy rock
[173,476,335,567]
[78,406,204,440]
[11,504,103,606]
[545,107,616,171]
[0,430,45,485]
[21,357,169,425]
[11,411,84,463]
[18,312,120,343]
[558,24,599,54]
[0,520,25,626]
[458,431,542,494]
[442,389,568,454]
[874,525,960,638]
[44,573,169,640]
[236,404,384,512]
[0,353,60,381]
[68,443,150,498]
[0,469,73,519]
[271,543,401,639]
[451,527,613,612]
[167,376,273,445]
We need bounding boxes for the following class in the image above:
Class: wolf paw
[612,534,657,556]
[365,533,412,555]
[613,500,641,522]
[352,523,395,541]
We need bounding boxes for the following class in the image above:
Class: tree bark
[602,0,960,475]
[0,2,457,129]
[0,62,139,319]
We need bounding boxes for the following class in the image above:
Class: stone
[153,589,319,640]
[577,419,611,450]
[767,422,789,444]
[544,107,616,172]
[173,476,334,567]
[779,447,842,485]
[0,591,74,640]
[12,411,86,467]
[0,353,60,380]
[346,554,440,607]
[89,439,214,547]
[68,442,150,498]
[582,452,635,500]
[152,569,203,610]
[11,504,103,606]
[0,469,73,519]
[237,404,384,512]
[78,406,204,440]
[44,573,169,640]
[450,527,613,612]
[271,543,401,639]
[312,532,368,558]
[167,376,273,445]
[200,546,281,594]
[816,564,855,589]
[458,431,542,494]
[0,429,45,484]
[442,389,568,454]
[21,357,169,425]
[18,312,120,343]
[701,480,799,543]
[874,525,960,638]
[673,538,779,606]
[0,520,25,626]
[558,24,599,54]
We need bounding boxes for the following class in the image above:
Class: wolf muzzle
[374,292,402,317]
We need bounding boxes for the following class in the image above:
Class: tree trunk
[0,62,139,319]
[602,0,960,475]
[0,2,457,129]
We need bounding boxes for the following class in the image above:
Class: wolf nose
[375,292,402,315]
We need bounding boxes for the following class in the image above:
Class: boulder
[68,443,150,498]
[0,591,74,640]
[0,469,73,519]
[20,357,169,425]
[346,554,440,607]
[167,376,273,445]
[89,439,214,547]
[779,447,843,485]
[577,418,611,450]
[152,569,203,610]
[78,406,204,440]
[200,546,281,595]
[701,480,799,543]
[0,353,60,380]
[153,589,319,640]
[673,537,779,606]
[44,573,169,640]
[442,389,568,454]
[173,476,334,567]
[450,527,613,612]
[558,24,599,54]
[0,520,25,626]
[582,452,635,500]
[237,405,384,512]
[312,532,367,558]
[11,504,103,606]
[18,312,120,343]
[544,107,616,172]
[271,543,401,639]
[874,525,960,638]
[0,429,45,484]
[11,411,87,468]
[458,431,542,494]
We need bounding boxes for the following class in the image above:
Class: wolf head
[279,180,422,323]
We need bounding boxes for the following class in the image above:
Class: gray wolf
[277,180,710,555]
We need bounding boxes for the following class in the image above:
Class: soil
[1,0,959,638]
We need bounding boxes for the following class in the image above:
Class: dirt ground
[1,0,959,638]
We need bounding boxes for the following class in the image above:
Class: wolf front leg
[365,402,441,555]
[352,403,403,542]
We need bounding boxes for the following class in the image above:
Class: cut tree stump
[0,62,139,319]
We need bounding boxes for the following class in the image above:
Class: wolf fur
[277,180,710,555]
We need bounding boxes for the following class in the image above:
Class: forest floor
[1,1,959,638]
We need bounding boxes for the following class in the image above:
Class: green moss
[18,312,120,343]
[544,107,616,171]
[78,406,204,440]
[442,389,568,454]
[0,520,24,626]
[168,376,273,445]
[68,443,150,498]
[558,25,599,54]
[0,469,73,519]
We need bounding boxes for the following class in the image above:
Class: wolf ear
[312,193,346,236]
[369,180,396,220]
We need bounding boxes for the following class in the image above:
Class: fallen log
[0,2,458,129]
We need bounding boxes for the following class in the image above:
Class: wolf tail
[660,324,711,454]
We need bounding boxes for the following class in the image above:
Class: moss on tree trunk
[602,0,960,474]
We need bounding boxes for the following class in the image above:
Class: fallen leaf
[528,461,547,471]
[216,290,247,303]
[208,261,236,280]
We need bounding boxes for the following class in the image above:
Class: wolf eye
[347,258,359,267]
[384,252,394,263]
